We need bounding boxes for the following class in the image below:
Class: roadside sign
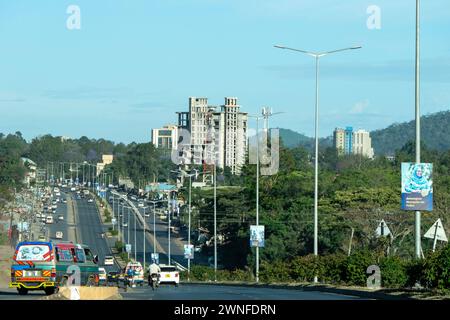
[375,219,391,237]
[151,253,159,264]
[250,225,265,247]
[401,162,433,211]
[125,244,132,253]
[424,218,447,242]
[184,244,194,259]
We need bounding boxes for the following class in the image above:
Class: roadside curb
[182,281,417,300]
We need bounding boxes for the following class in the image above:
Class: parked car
[98,267,107,283]
[107,271,120,284]
[104,256,114,266]
[45,216,54,224]
[158,265,179,286]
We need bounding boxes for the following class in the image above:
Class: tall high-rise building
[176,97,248,175]
[333,127,374,158]
[333,128,345,155]
[353,129,374,159]
[344,126,354,155]
[152,125,178,150]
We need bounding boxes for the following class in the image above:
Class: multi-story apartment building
[333,127,374,158]
[176,97,248,175]
[151,125,178,150]
[353,129,375,159]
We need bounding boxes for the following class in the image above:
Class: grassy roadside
[0,245,13,289]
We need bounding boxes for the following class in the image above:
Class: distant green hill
[278,110,450,156]
[277,128,332,151]
[370,110,450,155]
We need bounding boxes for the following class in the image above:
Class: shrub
[321,253,347,284]
[404,259,424,288]
[343,250,377,286]
[290,255,324,282]
[260,260,291,283]
[379,256,408,288]
[422,245,450,289]
[115,240,124,252]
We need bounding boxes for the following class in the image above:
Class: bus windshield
[16,244,51,262]
[56,248,74,262]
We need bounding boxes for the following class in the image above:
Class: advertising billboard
[184,244,194,259]
[250,225,265,248]
[401,162,433,211]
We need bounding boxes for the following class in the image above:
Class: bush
[379,256,408,288]
[422,245,450,289]
[115,240,124,252]
[260,260,291,283]
[404,259,424,288]
[343,250,377,286]
[321,253,347,284]
[290,255,323,282]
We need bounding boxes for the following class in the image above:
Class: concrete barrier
[45,286,121,300]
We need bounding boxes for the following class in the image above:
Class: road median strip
[182,281,427,300]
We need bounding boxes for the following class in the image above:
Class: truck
[124,261,145,287]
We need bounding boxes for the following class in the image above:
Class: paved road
[110,192,186,268]
[120,284,363,300]
[74,192,119,273]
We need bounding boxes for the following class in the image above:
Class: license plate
[165,274,170,278]
[24,270,41,277]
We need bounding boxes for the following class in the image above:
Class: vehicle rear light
[51,268,56,278]
[175,273,179,277]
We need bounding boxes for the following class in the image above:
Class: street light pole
[188,174,192,281]
[168,191,171,265]
[415,0,421,259]
[134,207,137,261]
[214,162,217,282]
[274,44,361,283]
[143,206,146,270]
[128,206,130,260]
[256,116,260,283]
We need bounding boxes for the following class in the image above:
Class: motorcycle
[149,273,159,290]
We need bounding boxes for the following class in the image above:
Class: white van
[46,216,54,224]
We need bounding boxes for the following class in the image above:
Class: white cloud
[350,99,369,114]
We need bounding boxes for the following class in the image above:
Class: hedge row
[181,245,450,290]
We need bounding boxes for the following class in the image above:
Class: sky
[0,0,449,144]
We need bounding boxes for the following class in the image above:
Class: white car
[138,202,144,208]
[55,231,63,239]
[58,215,64,221]
[46,216,54,224]
[158,265,179,286]
[122,222,128,228]
[98,267,107,282]
[104,256,114,266]
[88,198,94,203]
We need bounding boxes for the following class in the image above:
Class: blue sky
[0,0,449,144]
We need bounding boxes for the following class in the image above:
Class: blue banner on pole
[401,162,433,211]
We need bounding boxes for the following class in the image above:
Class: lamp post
[274,44,361,282]
[414,0,421,260]
[248,108,282,283]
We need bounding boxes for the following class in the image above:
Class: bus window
[56,248,74,262]
[84,248,94,261]
[75,248,86,263]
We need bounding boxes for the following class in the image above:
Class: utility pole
[168,190,171,265]
[414,0,422,260]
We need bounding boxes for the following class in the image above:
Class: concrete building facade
[353,129,375,159]
[333,127,374,158]
[151,125,178,150]
[176,97,248,175]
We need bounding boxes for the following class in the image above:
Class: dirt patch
[0,245,14,289]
